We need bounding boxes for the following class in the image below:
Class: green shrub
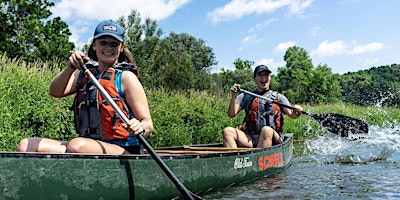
[0,55,76,151]
[146,89,242,147]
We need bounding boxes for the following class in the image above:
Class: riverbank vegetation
[2,1,400,151]
[1,56,399,151]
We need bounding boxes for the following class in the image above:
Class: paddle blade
[308,113,369,137]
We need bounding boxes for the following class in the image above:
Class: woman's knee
[66,138,88,153]
[17,138,29,152]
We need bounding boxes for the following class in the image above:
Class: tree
[277,46,314,103]
[277,46,340,104]
[163,32,217,72]
[119,10,163,83]
[0,0,74,64]
[309,64,341,104]
[149,32,217,90]
[339,64,400,106]
[218,58,254,93]
[148,41,195,90]
[119,10,218,91]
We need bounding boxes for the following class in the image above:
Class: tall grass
[1,56,399,151]
[0,55,76,151]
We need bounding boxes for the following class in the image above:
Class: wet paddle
[81,65,200,200]
[239,88,369,137]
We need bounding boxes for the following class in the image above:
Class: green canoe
[0,134,293,199]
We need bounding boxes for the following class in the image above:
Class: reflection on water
[202,123,400,199]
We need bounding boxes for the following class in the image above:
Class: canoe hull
[0,134,293,199]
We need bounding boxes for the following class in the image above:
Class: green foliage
[119,10,163,83]
[217,58,255,94]
[0,55,76,151]
[277,46,341,104]
[2,56,400,151]
[340,64,400,106]
[146,89,242,147]
[278,46,314,103]
[118,10,217,91]
[309,64,341,104]
[0,0,74,64]
[0,56,242,150]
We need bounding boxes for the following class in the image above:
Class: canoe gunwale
[0,134,293,160]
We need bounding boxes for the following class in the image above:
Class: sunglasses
[99,41,120,48]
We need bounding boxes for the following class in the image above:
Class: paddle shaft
[239,89,310,115]
[81,66,196,200]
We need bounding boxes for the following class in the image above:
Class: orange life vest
[243,90,284,133]
[72,62,138,140]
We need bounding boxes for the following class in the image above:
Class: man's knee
[260,126,274,138]
[223,127,235,136]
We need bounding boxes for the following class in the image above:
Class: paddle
[81,65,200,200]
[239,88,369,137]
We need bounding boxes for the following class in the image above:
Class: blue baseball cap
[93,20,124,42]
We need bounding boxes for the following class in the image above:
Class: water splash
[304,122,400,164]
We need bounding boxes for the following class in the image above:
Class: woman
[17,20,153,154]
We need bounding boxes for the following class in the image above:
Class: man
[223,65,303,148]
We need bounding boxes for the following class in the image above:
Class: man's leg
[222,127,253,148]
[257,126,278,148]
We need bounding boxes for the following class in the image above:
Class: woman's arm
[122,71,153,138]
[50,51,89,98]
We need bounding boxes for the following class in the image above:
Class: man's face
[254,71,271,91]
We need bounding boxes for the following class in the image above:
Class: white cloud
[255,58,284,73]
[241,34,263,45]
[50,0,190,44]
[310,26,322,37]
[311,40,349,56]
[51,0,190,21]
[348,42,384,55]
[274,41,297,53]
[287,0,313,15]
[311,40,384,57]
[207,0,313,24]
[361,58,380,67]
[248,18,276,33]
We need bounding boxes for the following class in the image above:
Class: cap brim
[257,69,271,74]
[94,33,123,42]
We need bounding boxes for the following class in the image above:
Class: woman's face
[93,36,123,66]
[254,71,271,91]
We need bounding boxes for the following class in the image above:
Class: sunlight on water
[304,122,400,164]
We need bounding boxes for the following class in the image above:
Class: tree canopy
[0,0,74,64]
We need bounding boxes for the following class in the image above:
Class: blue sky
[50,0,399,74]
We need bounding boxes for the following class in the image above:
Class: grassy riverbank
[1,56,398,151]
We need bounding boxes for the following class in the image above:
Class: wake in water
[304,122,400,164]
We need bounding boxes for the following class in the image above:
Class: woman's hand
[67,51,90,70]
[123,118,145,136]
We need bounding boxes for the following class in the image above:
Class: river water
[202,123,400,199]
